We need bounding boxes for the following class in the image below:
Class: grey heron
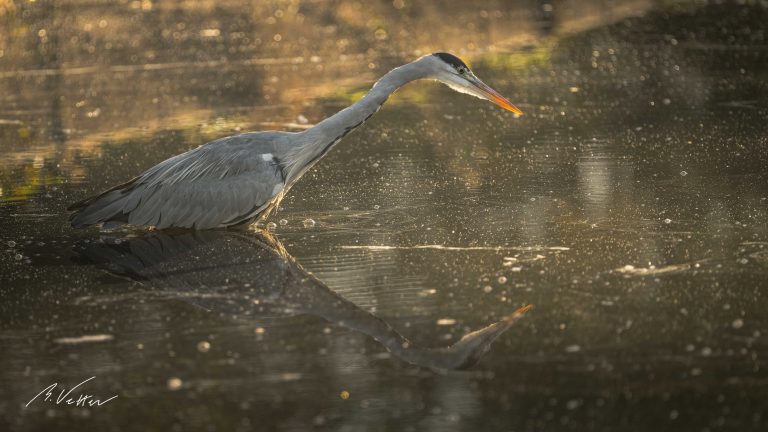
[69,52,523,230]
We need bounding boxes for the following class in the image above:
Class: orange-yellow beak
[471,78,524,115]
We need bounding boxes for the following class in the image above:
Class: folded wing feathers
[70,135,285,229]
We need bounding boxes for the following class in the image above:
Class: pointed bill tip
[471,78,524,116]
[488,93,524,116]
[505,102,524,116]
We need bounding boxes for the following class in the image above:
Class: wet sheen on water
[1,1,768,431]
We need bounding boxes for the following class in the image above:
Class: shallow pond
[1,1,767,431]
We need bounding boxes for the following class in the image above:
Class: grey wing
[69,134,287,229]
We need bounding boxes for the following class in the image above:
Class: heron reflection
[75,231,530,370]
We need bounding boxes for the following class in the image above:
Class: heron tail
[68,178,139,228]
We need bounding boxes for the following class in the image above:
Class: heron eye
[458,67,466,75]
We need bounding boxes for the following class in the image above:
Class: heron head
[425,52,523,116]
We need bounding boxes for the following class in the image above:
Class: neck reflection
[75,230,529,370]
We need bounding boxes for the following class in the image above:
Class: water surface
[1,1,767,431]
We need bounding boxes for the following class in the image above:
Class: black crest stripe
[433,52,469,70]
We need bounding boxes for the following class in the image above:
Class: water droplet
[14,253,23,261]
[7,241,16,247]
[565,344,581,353]
[732,318,744,329]
[483,285,493,293]
[266,222,277,230]
[200,28,220,37]
[436,318,456,326]
[373,205,380,210]
[254,327,265,334]
[340,390,350,400]
[196,341,211,352]
[278,219,288,226]
[497,276,507,284]
[680,170,688,176]
[278,372,301,381]
[167,377,183,391]
[302,218,315,228]
[664,218,672,224]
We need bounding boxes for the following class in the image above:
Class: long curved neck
[284,60,429,181]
